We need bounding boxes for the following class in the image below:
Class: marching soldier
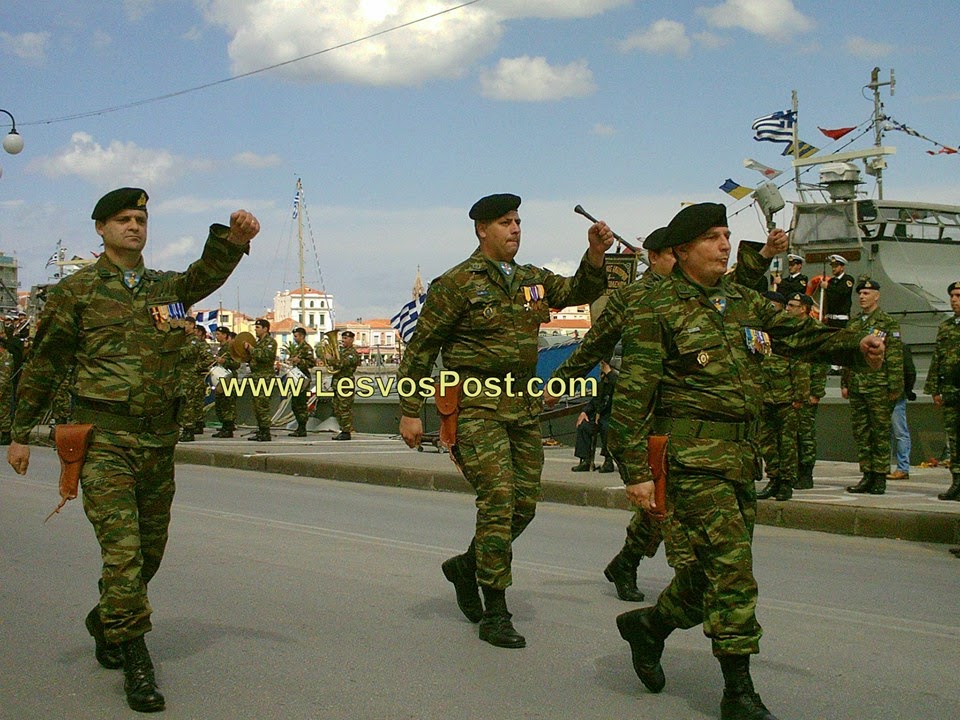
[211,326,240,438]
[842,280,903,495]
[288,327,316,437]
[398,193,612,648]
[330,330,360,440]
[785,292,827,488]
[923,280,960,501]
[246,318,277,442]
[6,188,259,712]
[0,342,12,445]
[177,317,213,442]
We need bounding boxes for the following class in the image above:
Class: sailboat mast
[297,178,306,328]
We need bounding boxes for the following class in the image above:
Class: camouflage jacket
[840,308,903,395]
[0,344,12,397]
[333,345,360,380]
[761,352,809,405]
[249,334,277,377]
[12,226,247,446]
[289,340,316,374]
[398,248,606,419]
[180,335,214,378]
[215,343,241,374]
[588,268,867,485]
[808,361,829,399]
[923,314,960,398]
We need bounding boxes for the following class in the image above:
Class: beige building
[273,285,335,332]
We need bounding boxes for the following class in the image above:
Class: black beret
[469,193,521,221]
[91,187,148,221]
[788,291,813,307]
[215,325,230,334]
[856,279,880,292]
[293,326,307,335]
[948,281,960,294]
[341,330,355,338]
[763,291,786,305]
[642,227,670,251]
[664,202,727,248]
[254,318,270,329]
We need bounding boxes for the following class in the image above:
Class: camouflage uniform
[598,268,865,657]
[0,344,12,440]
[398,248,606,589]
[923,313,960,494]
[797,361,828,473]
[288,339,316,427]
[213,342,241,428]
[758,351,809,490]
[841,309,903,478]
[178,333,213,432]
[11,228,247,643]
[249,333,278,431]
[331,344,360,433]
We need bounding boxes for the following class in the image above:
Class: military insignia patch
[744,327,772,355]
[697,350,710,367]
[710,295,726,313]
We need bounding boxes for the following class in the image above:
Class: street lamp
[1,108,24,155]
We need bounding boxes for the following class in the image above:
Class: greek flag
[391,293,427,344]
[195,308,219,335]
[292,188,302,219]
[752,110,795,144]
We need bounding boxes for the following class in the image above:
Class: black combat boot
[211,422,234,438]
[756,477,779,500]
[120,635,165,713]
[867,471,886,495]
[718,655,779,720]
[846,473,874,493]
[85,606,123,670]
[178,428,194,443]
[478,587,525,649]
[288,422,307,437]
[938,476,960,501]
[774,481,793,501]
[794,463,814,489]
[603,551,644,602]
[441,550,483,623]
[332,431,351,441]
[571,458,591,472]
[598,456,615,473]
[247,428,271,442]
[615,606,671,693]
[193,423,204,435]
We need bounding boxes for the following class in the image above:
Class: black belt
[73,400,178,434]
[653,416,757,441]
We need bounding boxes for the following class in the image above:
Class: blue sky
[1,0,957,322]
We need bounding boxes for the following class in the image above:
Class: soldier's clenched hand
[227,210,260,245]
[7,442,30,475]
[400,415,423,449]
[859,334,885,369]
[587,221,615,266]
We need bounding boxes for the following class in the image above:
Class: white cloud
[0,31,52,61]
[183,26,203,42]
[845,35,894,59]
[233,151,283,169]
[620,19,691,57]
[698,0,814,39]
[692,31,730,49]
[201,0,625,86]
[479,56,594,101]
[28,132,211,187]
[542,258,578,276]
[149,234,198,265]
[592,123,616,137]
[123,0,155,21]
[92,30,112,48]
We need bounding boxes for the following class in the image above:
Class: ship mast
[866,67,895,199]
[296,178,306,328]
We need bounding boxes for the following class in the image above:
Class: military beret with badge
[664,202,728,248]
[91,187,148,221]
[855,279,880,292]
[469,193,521,222]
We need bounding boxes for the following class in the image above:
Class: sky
[1,0,958,323]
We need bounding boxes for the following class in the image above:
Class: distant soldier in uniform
[575,203,883,720]
[0,342,12,445]
[6,188,259,712]
[774,253,808,298]
[923,280,960,501]
[756,292,810,501]
[398,193,612,648]
[211,326,240,438]
[177,317,213,442]
[288,326,316,437]
[246,318,277,442]
[571,359,618,473]
[842,279,903,495]
[785,292,827,488]
[552,225,786,604]
[822,254,855,328]
[330,330,360,440]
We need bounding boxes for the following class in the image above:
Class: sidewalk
[172,428,960,546]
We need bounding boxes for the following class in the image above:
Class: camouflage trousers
[943,405,960,469]
[180,376,207,428]
[620,509,663,565]
[251,373,273,429]
[332,385,355,433]
[80,443,176,643]
[849,389,895,474]
[456,416,543,589]
[214,388,237,425]
[797,402,820,468]
[760,402,799,484]
[290,378,310,426]
[655,468,762,657]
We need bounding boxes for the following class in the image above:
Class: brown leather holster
[434,381,462,453]
[646,434,668,521]
[55,423,94,503]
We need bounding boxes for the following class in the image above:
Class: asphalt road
[2,450,958,720]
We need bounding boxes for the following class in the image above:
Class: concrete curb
[175,446,960,546]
